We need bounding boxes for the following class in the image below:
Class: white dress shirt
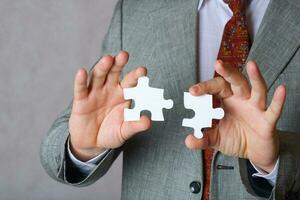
[68,0,279,187]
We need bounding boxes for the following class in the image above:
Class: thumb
[121,115,151,140]
[119,99,151,140]
[185,127,219,150]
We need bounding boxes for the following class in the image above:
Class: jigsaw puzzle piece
[182,92,224,139]
[124,108,142,121]
[182,118,209,139]
[150,98,173,121]
[212,108,224,119]
[123,76,174,121]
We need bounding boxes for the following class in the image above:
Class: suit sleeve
[239,131,300,199]
[39,0,123,187]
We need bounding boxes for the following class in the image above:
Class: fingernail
[190,86,198,94]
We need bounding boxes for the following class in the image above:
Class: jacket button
[189,181,201,194]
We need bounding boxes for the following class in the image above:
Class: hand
[69,51,151,161]
[185,60,286,173]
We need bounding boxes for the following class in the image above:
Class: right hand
[69,51,151,161]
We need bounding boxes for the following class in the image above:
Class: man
[40,0,300,199]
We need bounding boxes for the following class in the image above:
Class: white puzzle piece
[182,92,224,139]
[123,76,174,121]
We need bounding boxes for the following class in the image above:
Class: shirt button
[189,181,201,194]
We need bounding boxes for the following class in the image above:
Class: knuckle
[199,82,208,91]
[269,105,279,117]
[92,68,99,76]
[215,76,226,87]
[94,65,104,76]
[221,84,232,97]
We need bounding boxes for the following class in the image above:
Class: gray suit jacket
[40,0,300,199]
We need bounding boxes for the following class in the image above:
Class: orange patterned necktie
[202,1,251,200]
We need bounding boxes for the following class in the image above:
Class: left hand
[185,60,286,173]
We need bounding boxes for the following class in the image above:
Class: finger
[265,85,286,124]
[120,67,147,88]
[74,68,88,100]
[121,67,147,111]
[215,60,251,99]
[106,51,129,85]
[89,55,114,89]
[185,128,219,150]
[247,61,267,109]
[189,76,233,98]
[121,115,151,140]
[185,133,209,149]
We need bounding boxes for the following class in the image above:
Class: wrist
[251,158,278,174]
[69,138,106,162]
[253,130,280,173]
[251,147,279,173]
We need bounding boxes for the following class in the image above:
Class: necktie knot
[224,0,244,15]
[219,0,251,71]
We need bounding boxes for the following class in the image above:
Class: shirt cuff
[67,138,110,174]
[250,158,279,186]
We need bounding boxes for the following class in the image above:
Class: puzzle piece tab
[124,76,174,121]
[182,92,224,139]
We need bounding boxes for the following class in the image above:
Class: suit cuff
[250,158,279,186]
[67,138,110,175]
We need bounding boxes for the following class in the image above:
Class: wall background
[0,0,122,199]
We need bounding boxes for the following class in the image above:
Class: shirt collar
[198,0,250,10]
[198,0,204,10]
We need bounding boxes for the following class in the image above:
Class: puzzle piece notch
[182,92,224,139]
[124,76,174,121]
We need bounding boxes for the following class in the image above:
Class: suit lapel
[245,0,300,90]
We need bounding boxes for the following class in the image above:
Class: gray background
[0,0,122,199]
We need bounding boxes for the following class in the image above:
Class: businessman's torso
[116,0,300,199]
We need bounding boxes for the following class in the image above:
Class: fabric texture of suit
[40,0,300,199]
